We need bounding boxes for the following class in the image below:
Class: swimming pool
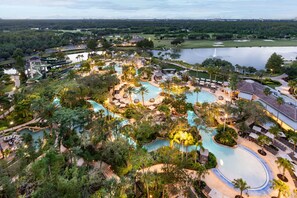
[19,129,49,148]
[143,111,272,194]
[133,82,162,102]
[186,90,216,104]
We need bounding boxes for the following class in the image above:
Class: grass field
[140,34,297,49]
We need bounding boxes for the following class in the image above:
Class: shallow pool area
[19,129,49,147]
[143,111,272,194]
[133,82,162,102]
[186,90,216,104]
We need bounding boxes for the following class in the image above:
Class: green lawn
[140,34,297,49]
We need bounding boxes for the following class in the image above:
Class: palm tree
[206,66,216,80]
[232,178,250,198]
[193,87,201,105]
[172,131,194,161]
[268,125,280,143]
[289,134,297,152]
[263,87,272,109]
[288,80,297,96]
[195,164,209,187]
[275,157,294,181]
[125,86,135,104]
[271,179,290,198]
[257,135,271,155]
[276,97,284,121]
[137,86,149,106]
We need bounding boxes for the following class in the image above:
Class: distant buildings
[25,56,71,79]
[237,80,297,131]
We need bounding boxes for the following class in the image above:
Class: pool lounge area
[143,111,273,195]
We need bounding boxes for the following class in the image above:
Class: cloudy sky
[0,0,296,19]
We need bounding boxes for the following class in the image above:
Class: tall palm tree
[206,66,216,80]
[276,97,284,121]
[195,164,209,187]
[232,178,250,198]
[172,131,194,161]
[271,179,290,198]
[263,87,272,109]
[268,125,280,143]
[257,135,271,155]
[193,87,201,105]
[137,86,149,106]
[288,80,297,96]
[125,86,135,104]
[289,134,297,152]
[275,157,294,180]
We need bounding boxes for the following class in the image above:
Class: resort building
[237,80,297,131]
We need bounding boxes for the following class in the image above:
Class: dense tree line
[0,30,85,60]
[1,19,297,38]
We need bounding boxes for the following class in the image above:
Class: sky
[0,0,296,19]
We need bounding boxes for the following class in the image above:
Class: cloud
[0,0,296,19]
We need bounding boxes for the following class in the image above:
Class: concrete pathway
[0,106,15,119]
[0,118,40,135]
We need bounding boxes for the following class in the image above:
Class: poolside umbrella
[114,94,121,99]
[119,104,126,108]
[249,133,259,139]
[114,102,121,106]
[223,82,229,86]
[252,126,262,133]
[279,153,292,161]
[148,106,155,110]
[278,132,286,138]
[265,132,275,139]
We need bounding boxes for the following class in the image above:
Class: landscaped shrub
[205,152,217,169]
[214,124,238,147]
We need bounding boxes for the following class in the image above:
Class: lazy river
[33,86,271,194]
[87,98,271,194]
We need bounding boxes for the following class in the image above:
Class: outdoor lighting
[24,144,28,149]
[9,121,14,125]
[220,159,224,166]
[12,87,16,91]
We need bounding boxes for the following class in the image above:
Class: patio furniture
[149,98,155,103]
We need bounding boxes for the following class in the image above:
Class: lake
[153,47,297,70]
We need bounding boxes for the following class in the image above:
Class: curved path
[0,118,40,135]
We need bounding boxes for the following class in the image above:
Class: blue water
[186,90,216,104]
[144,111,271,192]
[133,82,162,102]
[153,47,297,70]
[19,129,49,148]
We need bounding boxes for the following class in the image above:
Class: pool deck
[203,136,297,198]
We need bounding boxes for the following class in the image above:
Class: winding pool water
[186,91,216,104]
[133,82,162,102]
[144,111,271,192]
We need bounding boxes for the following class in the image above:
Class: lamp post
[223,114,228,132]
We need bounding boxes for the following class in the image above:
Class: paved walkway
[1,74,20,119]
[271,74,297,102]
[0,118,40,135]
[0,106,15,119]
